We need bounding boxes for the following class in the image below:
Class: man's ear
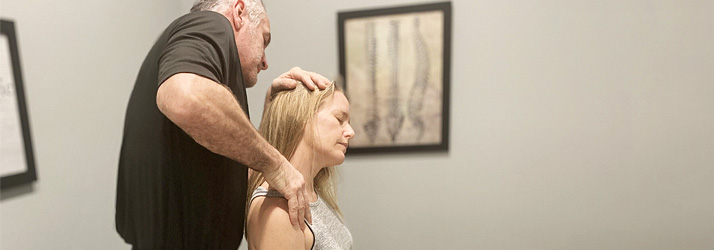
[232,0,245,28]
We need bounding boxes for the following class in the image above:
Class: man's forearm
[157,73,281,173]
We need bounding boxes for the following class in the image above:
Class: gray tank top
[250,187,353,250]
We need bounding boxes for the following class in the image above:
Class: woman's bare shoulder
[247,196,313,250]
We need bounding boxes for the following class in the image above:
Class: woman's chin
[327,153,346,166]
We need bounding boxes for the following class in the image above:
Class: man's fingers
[278,67,333,91]
[297,73,317,91]
[304,189,313,224]
[286,67,316,91]
[313,78,327,89]
[312,74,330,90]
[297,191,306,230]
[288,196,300,230]
[271,78,298,92]
[304,71,330,90]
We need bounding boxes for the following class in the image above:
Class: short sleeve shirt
[117,11,249,250]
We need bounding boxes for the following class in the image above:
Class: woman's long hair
[247,83,344,219]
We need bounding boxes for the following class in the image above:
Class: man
[116,0,329,249]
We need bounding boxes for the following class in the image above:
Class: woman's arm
[247,196,313,250]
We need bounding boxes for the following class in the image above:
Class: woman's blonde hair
[247,82,344,218]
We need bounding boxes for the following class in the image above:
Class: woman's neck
[286,141,320,202]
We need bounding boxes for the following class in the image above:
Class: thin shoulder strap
[249,187,284,204]
[306,220,315,250]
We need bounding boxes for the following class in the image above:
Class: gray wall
[253,0,714,249]
[0,0,192,249]
[1,0,713,250]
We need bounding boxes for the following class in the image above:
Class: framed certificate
[1,19,37,190]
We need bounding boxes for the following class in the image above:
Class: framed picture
[338,2,452,154]
[1,19,37,190]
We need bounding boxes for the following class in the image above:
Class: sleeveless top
[250,187,353,250]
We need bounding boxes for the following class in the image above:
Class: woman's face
[310,91,355,167]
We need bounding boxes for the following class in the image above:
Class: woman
[246,82,355,250]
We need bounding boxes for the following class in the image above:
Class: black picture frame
[338,2,452,154]
[1,19,37,190]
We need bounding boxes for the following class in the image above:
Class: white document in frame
[0,34,28,177]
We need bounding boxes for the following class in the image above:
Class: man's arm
[157,73,280,172]
[156,72,309,229]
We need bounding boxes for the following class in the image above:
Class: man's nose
[260,55,268,70]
